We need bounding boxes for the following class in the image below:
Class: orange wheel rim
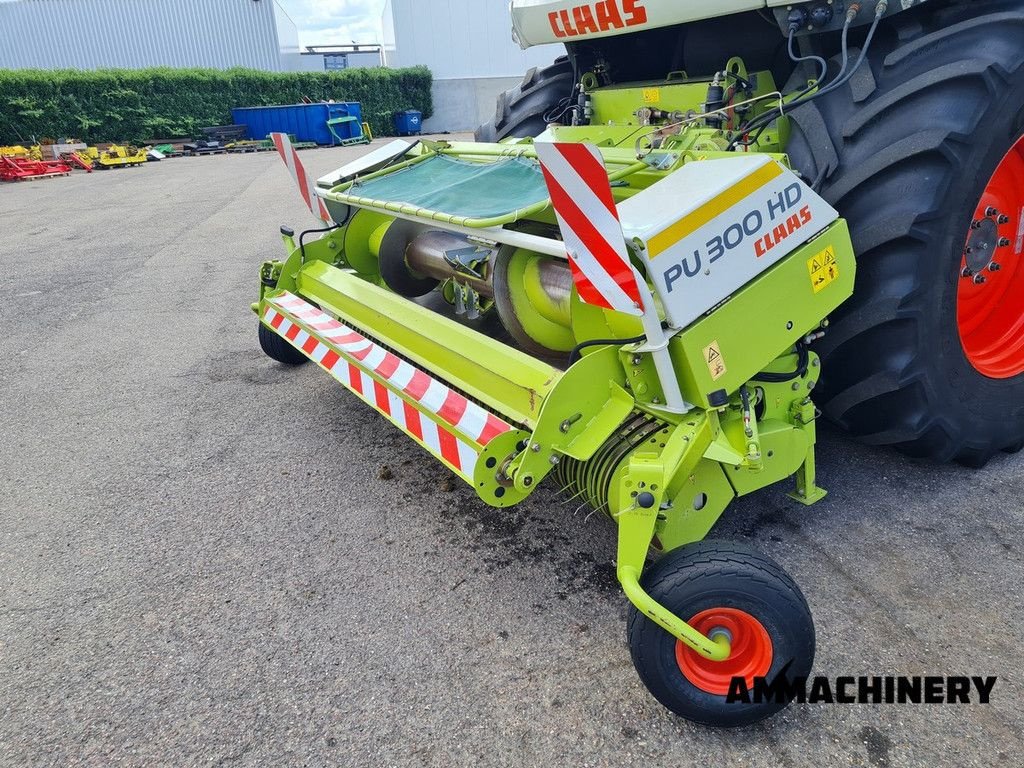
[675,607,774,696]
[957,134,1024,378]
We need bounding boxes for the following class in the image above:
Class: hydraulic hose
[729,3,884,151]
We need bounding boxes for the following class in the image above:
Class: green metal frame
[255,60,858,663]
[255,219,854,659]
[327,116,371,147]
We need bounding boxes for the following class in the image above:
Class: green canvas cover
[347,154,550,220]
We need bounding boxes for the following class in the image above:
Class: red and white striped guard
[535,142,644,316]
[262,292,513,481]
[271,132,333,224]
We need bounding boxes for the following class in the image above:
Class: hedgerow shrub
[0,65,432,144]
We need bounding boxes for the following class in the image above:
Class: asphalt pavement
[1,137,1021,767]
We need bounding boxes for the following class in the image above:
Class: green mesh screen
[347,154,549,219]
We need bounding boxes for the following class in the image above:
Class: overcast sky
[278,0,388,46]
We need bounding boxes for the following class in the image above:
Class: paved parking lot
[1,138,1022,767]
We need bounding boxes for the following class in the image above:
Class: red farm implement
[0,156,73,182]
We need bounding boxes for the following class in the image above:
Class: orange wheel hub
[675,608,774,696]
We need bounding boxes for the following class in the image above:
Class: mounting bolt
[530,443,541,453]
[812,358,821,368]
[989,261,1002,272]
[631,354,642,366]
[791,382,801,391]
[549,455,560,465]
[523,476,534,487]
[974,273,987,285]
[999,215,1011,224]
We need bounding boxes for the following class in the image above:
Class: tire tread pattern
[475,57,574,143]
[258,321,308,366]
[787,1,1024,463]
[626,540,814,727]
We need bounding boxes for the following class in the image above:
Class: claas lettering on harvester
[251,0,1024,728]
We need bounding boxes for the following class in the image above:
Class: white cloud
[278,0,388,47]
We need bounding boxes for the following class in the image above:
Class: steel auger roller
[254,89,854,724]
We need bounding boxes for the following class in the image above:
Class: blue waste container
[394,110,422,136]
[231,102,363,145]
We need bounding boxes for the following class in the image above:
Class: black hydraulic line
[815,12,882,98]
[728,10,882,151]
[568,335,647,365]
[786,27,829,99]
[299,222,343,263]
[727,29,827,150]
[751,343,810,383]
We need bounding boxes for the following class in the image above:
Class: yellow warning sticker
[642,88,661,104]
[704,341,727,381]
[807,246,839,294]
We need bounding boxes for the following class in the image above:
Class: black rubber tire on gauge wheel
[627,540,815,727]
[258,322,308,366]
[475,57,575,142]
[786,1,1024,465]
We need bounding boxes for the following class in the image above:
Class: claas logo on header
[548,0,648,39]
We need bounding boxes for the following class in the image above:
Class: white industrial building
[382,0,563,132]
[0,0,303,71]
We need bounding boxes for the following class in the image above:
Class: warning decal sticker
[704,341,727,381]
[808,246,839,294]
[642,88,661,104]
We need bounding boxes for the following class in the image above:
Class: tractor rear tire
[475,57,574,142]
[258,322,308,366]
[786,1,1024,464]
[627,540,815,727]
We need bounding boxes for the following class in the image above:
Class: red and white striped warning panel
[262,291,513,481]
[271,132,333,224]
[535,142,644,317]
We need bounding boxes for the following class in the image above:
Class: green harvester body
[254,61,856,662]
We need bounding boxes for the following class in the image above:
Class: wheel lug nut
[999,237,1011,247]
[986,206,1000,217]
[962,266,975,278]
[974,273,987,285]
[971,220,983,230]
[999,215,1011,224]
[989,261,1001,272]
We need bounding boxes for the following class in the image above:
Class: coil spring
[554,411,671,516]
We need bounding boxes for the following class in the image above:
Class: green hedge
[0,65,432,145]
